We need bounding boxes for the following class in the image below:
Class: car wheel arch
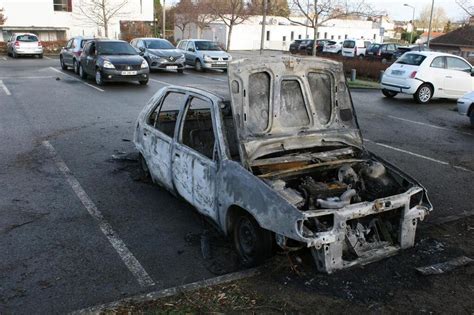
[225,205,263,236]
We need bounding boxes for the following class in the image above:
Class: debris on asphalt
[415,256,473,275]
[110,152,138,162]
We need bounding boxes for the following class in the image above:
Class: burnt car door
[172,94,218,219]
[142,91,188,190]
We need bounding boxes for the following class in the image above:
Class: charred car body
[134,56,432,273]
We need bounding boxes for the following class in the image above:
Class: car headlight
[203,54,213,62]
[103,60,115,69]
[141,60,148,69]
[150,54,160,60]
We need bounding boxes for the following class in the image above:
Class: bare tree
[77,0,129,38]
[288,0,375,56]
[455,0,473,18]
[249,0,290,17]
[208,0,251,51]
[174,0,194,38]
[0,7,6,25]
[194,1,215,39]
[417,5,448,31]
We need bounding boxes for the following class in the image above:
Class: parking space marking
[43,56,52,60]
[192,74,227,82]
[49,67,104,92]
[0,76,55,80]
[149,78,171,85]
[1,56,7,61]
[42,141,156,288]
[365,139,473,173]
[0,80,12,95]
[387,115,473,136]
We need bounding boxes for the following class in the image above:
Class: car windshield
[145,40,175,49]
[396,53,426,66]
[195,41,221,51]
[97,42,137,55]
[343,41,355,48]
[17,35,38,42]
[369,44,381,50]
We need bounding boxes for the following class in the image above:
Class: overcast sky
[166,0,468,22]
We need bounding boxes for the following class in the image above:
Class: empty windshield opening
[307,72,332,125]
[97,42,137,55]
[396,53,426,66]
[145,39,175,49]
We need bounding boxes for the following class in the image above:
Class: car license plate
[121,71,137,75]
[215,62,226,65]
[166,66,178,70]
[391,70,405,75]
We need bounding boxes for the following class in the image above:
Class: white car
[323,40,343,54]
[381,52,474,104]
[341,39,372,58]
[6,33,43,58]
[457,91,474,126]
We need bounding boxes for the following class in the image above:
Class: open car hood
[227,56,363,165]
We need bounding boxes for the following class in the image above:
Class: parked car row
[58,37,232,86]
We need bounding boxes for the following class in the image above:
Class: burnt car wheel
[233,212,272,267]
[382,89,398,98]
[95,70,104,86]
[60,56,67,70]
[414,83,433,104]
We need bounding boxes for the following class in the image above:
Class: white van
[342,39,372,58]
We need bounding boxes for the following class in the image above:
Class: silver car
[134,56,432,273]
[457,91,474,126]
[130,38,185,73]
[177,39,231,72]
[7,33,43,58]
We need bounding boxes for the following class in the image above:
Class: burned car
[134,56,432,273]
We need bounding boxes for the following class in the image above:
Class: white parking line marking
[49,67,104,92]
[42,141,156,288]
[0,76,55,79]
[0,80,11,95]
[387,115,473,136]
[193,74,227,82]
[365,139,473,173]
[1,56,7,61]
[149,78,171,85]
[43,56,52,60]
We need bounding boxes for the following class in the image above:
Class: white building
[174,15,386,51]
[0,0,153,41]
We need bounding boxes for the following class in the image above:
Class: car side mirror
[471,68,474,76]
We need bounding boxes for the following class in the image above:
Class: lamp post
[403,4,415,44]
[259,0,267,55]
[427,0,434,48]
[162,0,166,39]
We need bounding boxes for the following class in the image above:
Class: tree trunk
[226,24,233,51]
[312,24,318,56]
[102,1,109,38]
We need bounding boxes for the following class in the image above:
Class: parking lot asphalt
[0,56,473,313]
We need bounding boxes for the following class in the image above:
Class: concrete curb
[70,267,260,314]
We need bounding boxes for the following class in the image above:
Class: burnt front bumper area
[298,187,430,273]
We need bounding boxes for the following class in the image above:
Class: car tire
[470,110,474,126]
[60,56,67,70]
[382,89,398,98]
[79,64,87,79]
[12,51,17,58]
[73,59,79,74]
[138,154,151,179]
[414,83,433,104]
[95,70,104,86]
[139,79,148,85]
[233,211,272,268]
[177,69,184,74]
[195,59,203,72]
[38,54,43,59]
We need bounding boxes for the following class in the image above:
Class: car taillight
[38,41,42,47]
[14,41,20,47]
[409,71,417,78]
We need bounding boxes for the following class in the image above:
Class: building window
[290,31,294,41]
[373,34,376,40]
[317,32,320,38]
[266,31,270,41]
[54,0,72,12]
[331,35,334,40]
[344,34,348,39]
[283,36,286,42]
[338,35,341,39]
[298,34,301,39]
[324,32,327,39]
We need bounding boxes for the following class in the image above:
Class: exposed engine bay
[252,146,428,272]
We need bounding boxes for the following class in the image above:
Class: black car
[297,39,313,53]
[366,43,399,63]
[289,39,304,54]
[393,44,430,60]
[305,39,331,55]
[130,37,185,73]
[78,39,149,86]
